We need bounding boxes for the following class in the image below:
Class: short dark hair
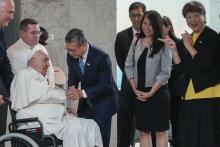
[182,1,206,18]
[129,2,146,14]
[20,18,38,32]
[39,27,49,45]
[65,28,87,46]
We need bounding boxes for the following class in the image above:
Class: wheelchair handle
[3,97,11,106]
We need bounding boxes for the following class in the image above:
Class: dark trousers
[117,107,135,147]
[168,71,181,147]
[0,79,9,147]
[170,97,181,147]
[0,103,7,147]
[78,107,112,147]
[0,103,7,135]
[117,78,135,147]
[93,115,112,147]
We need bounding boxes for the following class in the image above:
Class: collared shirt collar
[132,27,139,38]
[18,38,35,49]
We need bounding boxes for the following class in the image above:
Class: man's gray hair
[65,28,87,46]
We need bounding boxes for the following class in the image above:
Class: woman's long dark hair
[162,16,178,42]
[138,10,164,58]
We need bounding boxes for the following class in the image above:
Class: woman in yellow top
[160,1,220,147]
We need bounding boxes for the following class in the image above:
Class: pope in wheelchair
[10,50,103,147]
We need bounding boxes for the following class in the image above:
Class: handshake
[65,85,83,101]
[65,86,83,116]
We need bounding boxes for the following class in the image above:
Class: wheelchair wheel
[0,133,39,147]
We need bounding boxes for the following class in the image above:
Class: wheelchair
[5,98,63,147]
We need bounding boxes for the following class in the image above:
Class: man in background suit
[0,0,14,140]
[114,2,146,147]
[65,28,119,147]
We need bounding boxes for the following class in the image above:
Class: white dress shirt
[81,44,89,98]
[7,38,55,87]
[132,27,139,38]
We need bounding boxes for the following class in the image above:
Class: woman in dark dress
[125,10,172,147]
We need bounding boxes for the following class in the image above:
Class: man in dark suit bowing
[114,2,146,147]
[65,28,119,147]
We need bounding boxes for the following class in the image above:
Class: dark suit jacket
[177,26,220,97]
[0,27,13,97]
[114,27,133,73]
[114,27,135,110]
[67,44,119,118]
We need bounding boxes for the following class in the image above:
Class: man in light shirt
[7,18,55,87]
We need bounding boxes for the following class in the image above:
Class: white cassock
[10,67,103,147]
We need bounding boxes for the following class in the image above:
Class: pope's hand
[65,86,82,101]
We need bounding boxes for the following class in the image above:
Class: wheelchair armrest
[12,117,43,129]
[14,117,39,124]
[3,97,11,105]
[9,117,43,131]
